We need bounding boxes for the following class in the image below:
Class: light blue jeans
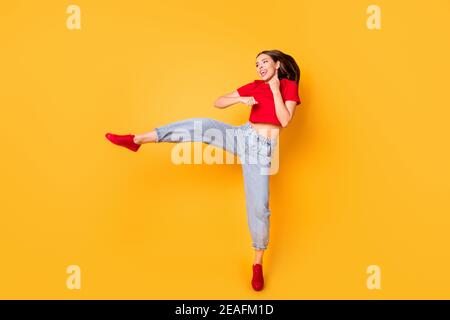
[154,117,278,250]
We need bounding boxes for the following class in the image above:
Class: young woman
[105,49,301,291]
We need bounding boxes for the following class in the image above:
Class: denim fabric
[154,117,278,250]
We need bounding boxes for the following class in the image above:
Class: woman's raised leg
[133,130,157,144]
[151,117,239,155]
[106,117,239,155]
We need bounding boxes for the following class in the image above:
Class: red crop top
[236,78,301,126]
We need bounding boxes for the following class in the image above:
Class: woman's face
[256,54,280,81]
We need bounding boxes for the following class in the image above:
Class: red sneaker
[251,263,264,291]
[105,133,141,152]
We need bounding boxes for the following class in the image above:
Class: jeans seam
[155,127,161,142]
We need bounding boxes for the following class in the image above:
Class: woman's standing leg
[241,160,271,292]
[242,162,271,254]
[237,126,276,291]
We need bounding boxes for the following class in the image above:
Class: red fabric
[251,263,264,291]
[237,78,301,126]
[105,133,141,152]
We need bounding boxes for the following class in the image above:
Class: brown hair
[256,50,301,85]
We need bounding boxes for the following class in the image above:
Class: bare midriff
[249,121,281,140]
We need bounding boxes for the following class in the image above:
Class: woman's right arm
[213,90,257,109]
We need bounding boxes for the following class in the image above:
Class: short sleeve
[284,80,301,105]
[236,80,257,97]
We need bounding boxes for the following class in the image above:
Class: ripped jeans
[154,117,278,250]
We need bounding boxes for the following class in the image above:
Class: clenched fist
[240,96,259,106]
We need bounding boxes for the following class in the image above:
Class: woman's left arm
[269,76,296,127]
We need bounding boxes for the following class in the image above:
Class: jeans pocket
[257,141,272,158]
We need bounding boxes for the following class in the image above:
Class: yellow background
[1,0,449,299]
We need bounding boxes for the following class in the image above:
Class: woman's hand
[268,72,280,92]
[239,96,258,106]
